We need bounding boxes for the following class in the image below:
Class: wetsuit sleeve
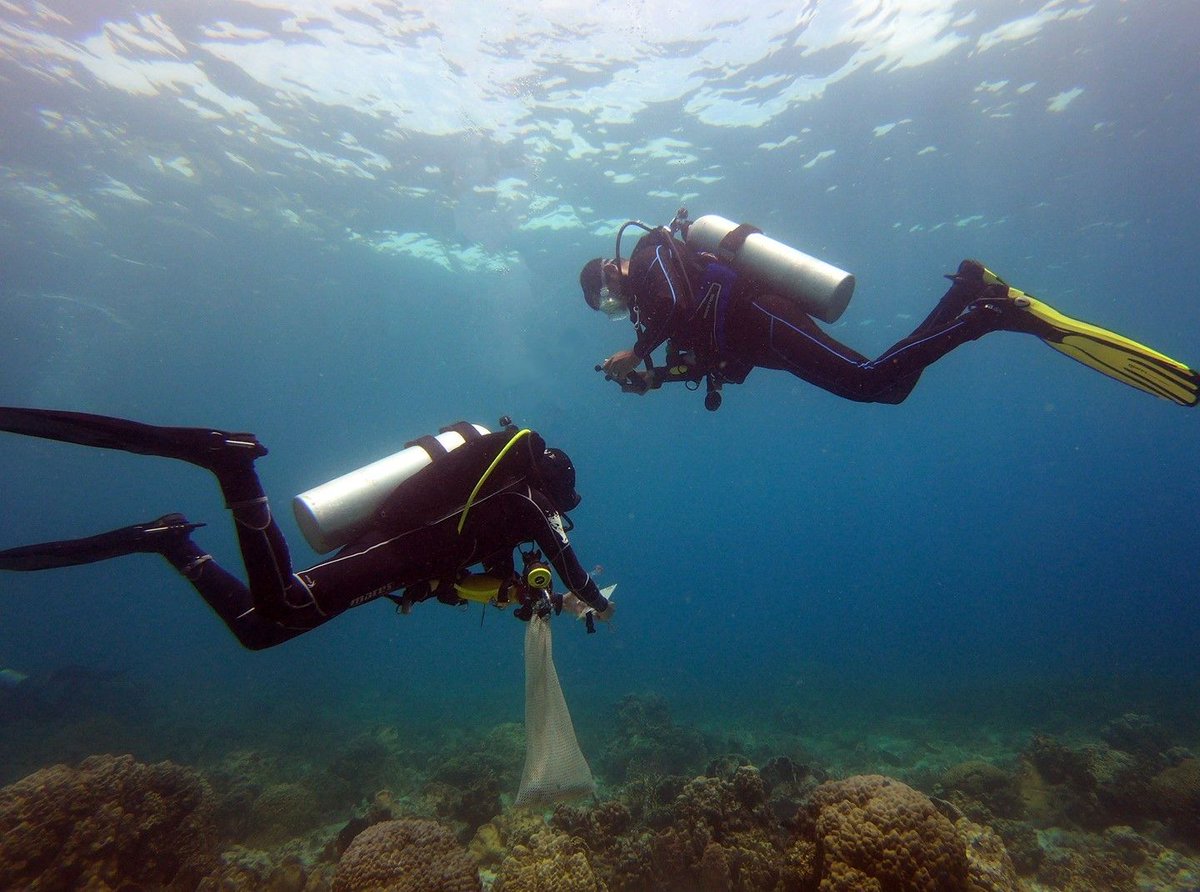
[529,493,607,609]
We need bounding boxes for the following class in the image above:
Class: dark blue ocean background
[0,0,1197,806]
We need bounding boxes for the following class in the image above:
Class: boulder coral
[333,817,481,892]
[0,752,217,890]
[809,774,970,891]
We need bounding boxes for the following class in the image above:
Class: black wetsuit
[623,229,999,404]
[0,411,605,650]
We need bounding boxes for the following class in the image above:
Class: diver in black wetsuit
[580,213,1200,409]
[0,408,612,650]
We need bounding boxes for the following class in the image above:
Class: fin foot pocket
[0,407,267,469]
[0,514,205,571]
[964,278,1200,406]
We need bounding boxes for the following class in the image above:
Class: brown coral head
[334,817,481,892]
[811,774,971,891]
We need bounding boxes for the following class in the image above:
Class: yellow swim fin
[981,268,1200,407]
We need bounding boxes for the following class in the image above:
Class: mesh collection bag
[515,615,595,807]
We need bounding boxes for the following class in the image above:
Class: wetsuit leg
[728,266,1001,404]
[157,536,313,650]
[0,408,324,635]
[0,516,306,649]
[210,466,323,626]
[0,408,445,640]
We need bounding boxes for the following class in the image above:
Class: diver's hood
[537,447,581,512]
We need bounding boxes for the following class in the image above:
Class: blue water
[1,0,1198,779]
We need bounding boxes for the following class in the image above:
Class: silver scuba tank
[685,214,855,324]
[292,424,490,554]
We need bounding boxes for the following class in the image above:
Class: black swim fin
[0,407,268,468]
[0,514,205,571]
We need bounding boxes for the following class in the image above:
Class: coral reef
[493,826,607,892]
[758,755,822,827]
[598,693,709,782]
[0,753,217,890]
[1016,724,1200,841]
[988,818,1042,875]
[936,760,1022,823]
[808,774,970,891]
[319,726,420,814]
[1148,757,1200,846]
[249,781,323,847]
[1018,734,1145,830]
[333,817,481,891]
[7,693,1200,892]
[423,722,524,840]
[469,809,550,877]
[205,748,285,842]
[199,847,335,891]
[552,767,1022,892]
[553,764,788,891]
[952,818,1019,892]
[1100,713,1174,766]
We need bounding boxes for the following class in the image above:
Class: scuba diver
[580,209,1200,410]
[0,408,613,650]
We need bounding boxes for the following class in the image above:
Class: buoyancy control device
[684,213,855,324]
[292,422,490,554]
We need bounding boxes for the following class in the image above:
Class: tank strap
[404,421,483,458]
[404,434,448,457]
[440,421,484,442]
[716,223,762,261]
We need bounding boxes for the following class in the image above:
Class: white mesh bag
[514,614,595,807]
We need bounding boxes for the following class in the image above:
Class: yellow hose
[457,428,531,534]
